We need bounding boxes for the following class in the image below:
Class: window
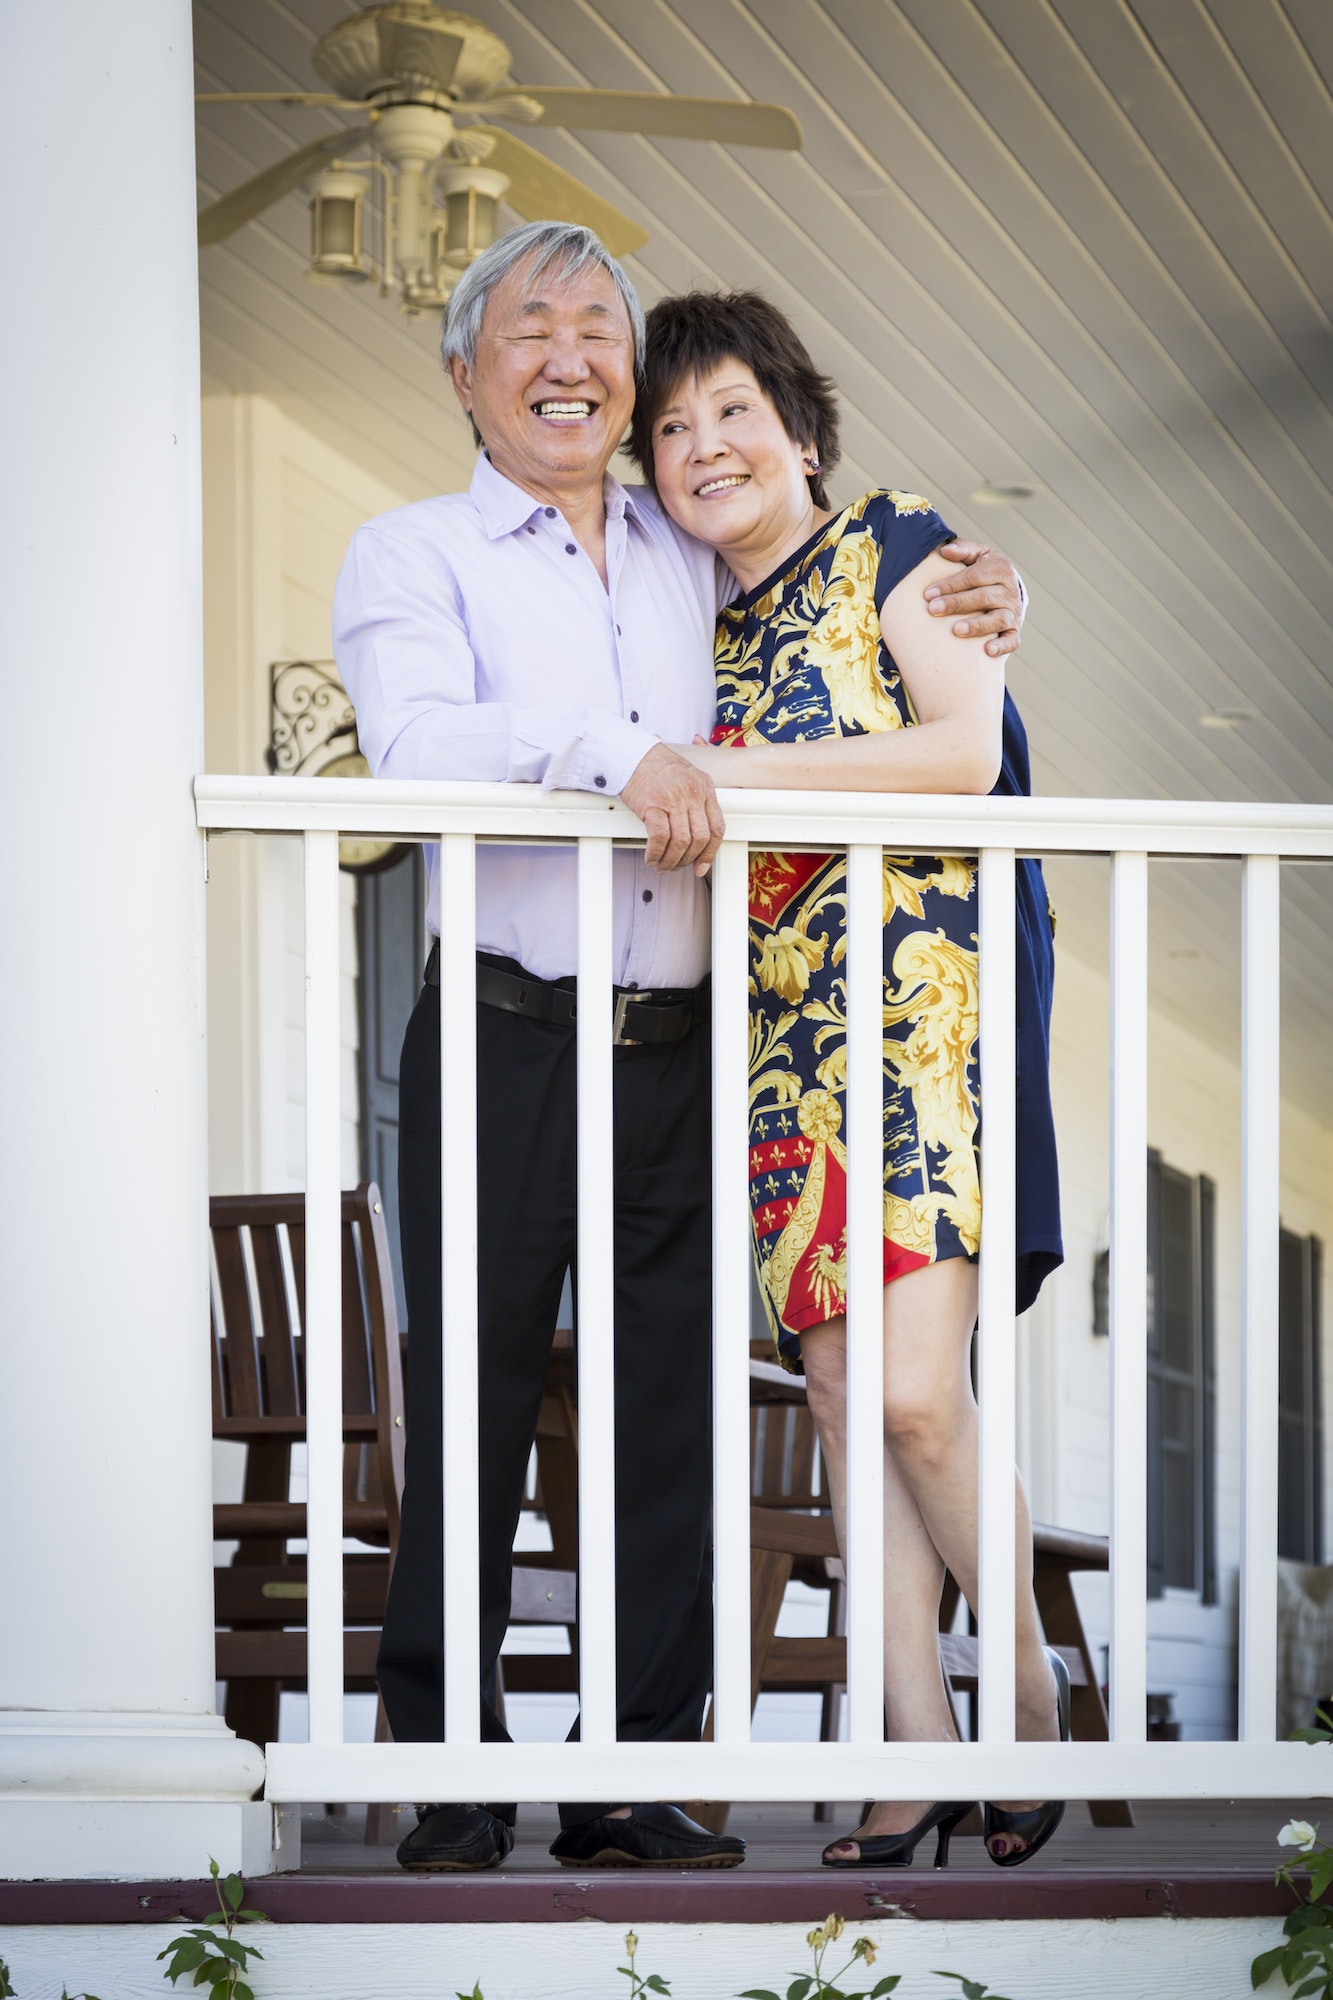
[1278,1229,1323,1564]
[1146,1153,1216,1601]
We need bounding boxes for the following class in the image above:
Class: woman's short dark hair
[628,289,841,509]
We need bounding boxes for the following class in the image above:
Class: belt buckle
[612,990,647,1047]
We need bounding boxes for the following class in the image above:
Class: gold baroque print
[881,927,981,1255]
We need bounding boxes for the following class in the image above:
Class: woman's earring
[805,458,821,476]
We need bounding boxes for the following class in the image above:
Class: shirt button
[642,889,653,904]
[629,710,639,723]
[616,624,622,636]
[526,523,536,534]
[627,981,639,991]
[544,506,557,518]
[565,542,577,555]
[594,775,607,789]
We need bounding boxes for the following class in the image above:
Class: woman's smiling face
[650,360,817,566]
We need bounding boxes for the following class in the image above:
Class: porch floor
[0,1801,1303,1924]
[277,1796,1301,1921]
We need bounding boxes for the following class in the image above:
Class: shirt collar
[469,451,641,539]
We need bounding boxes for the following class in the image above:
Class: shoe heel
[933,1822,953,1868]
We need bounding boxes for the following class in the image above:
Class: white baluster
[440,833,480,1742]
[845,842,886,1743]
[1109,851,1148,1743]
[1240,853,1280,1742]
[304,828,344,1745]
[711,839,753,1745]
[577,836,617,1743]
[977,847,1016,1743]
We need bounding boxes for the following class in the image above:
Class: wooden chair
[210,1182,405,1761]
[495,1328,581,1702]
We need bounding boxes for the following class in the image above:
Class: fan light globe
[307,168,373,281]
[436,164,507,269]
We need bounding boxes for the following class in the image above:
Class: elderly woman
[629,291,1065,1871]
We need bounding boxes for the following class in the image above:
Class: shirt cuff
[547,714,661,796]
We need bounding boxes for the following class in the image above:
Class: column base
[0,1799,296,1881]
[0,1713,279,1880]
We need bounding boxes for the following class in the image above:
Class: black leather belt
[423,942,707,1047]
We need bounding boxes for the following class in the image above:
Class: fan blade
[376,16,467,92]
[197,127,370,246]
[485,88,802,150]
[482,128,648,258]
[195,92,365,108]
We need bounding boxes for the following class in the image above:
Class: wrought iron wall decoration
[268,658,358,778]
[268,659,406,873]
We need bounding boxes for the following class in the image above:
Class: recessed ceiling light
[1199,709,1259,731]
[970,481,1035,506]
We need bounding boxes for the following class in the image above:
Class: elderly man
[333,221,1025,1874]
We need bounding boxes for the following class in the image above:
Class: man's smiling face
[448,252,636,501]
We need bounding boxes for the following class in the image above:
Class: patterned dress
[713,490,1062,1362]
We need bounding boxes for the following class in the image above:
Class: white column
[0,0,268,1876]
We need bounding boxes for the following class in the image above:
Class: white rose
[1278,1819,1319,1851]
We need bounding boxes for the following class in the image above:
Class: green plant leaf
[234,1986,255,2000]
[871,1982,902,1998]
[0,1955,15,1999]
[1252,1944,1288,1987]
[738,1990,782,1999]
[644,1980,671,1995]
[223,1873,244,1911]
[787,1980,815,2000]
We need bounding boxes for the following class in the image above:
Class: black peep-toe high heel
[822,1799,975,1870]
[983,1647,1071,1868]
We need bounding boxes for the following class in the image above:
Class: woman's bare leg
[803,1315,958,1850]
[800,1258,1059,1858]
[880,1260,1057,1849]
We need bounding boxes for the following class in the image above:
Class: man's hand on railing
[620,742,726,877]
[925,541,1026,657]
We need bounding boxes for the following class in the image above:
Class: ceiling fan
[197,2,803,312]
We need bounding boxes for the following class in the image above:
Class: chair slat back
[250,1222,301,1415]
[208,1185,404,1505]
[212,1226,263,1417]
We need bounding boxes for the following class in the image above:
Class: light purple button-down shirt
[333,452,727,988]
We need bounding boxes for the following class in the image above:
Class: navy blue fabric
[872,492,1063,1314]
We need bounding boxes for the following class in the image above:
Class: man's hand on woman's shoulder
[620,743,726,877]
[924,540,1026,658]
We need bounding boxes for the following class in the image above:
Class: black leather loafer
[395,1803,515,1872]
[549,1802,745,1869]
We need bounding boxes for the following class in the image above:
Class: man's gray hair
[441,220,645,374]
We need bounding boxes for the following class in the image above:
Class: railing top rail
[195,773,1333,859]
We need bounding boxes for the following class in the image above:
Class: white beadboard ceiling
[194,0,1333,1127]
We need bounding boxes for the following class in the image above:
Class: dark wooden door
[356,845,426,1328]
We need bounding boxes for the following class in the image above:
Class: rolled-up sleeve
[333,523,658,792]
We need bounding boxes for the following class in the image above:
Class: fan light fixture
[437,163,506,270]
[307,167,373,281]
[196,4,803,316]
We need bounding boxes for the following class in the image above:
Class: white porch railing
[196,775,1333,1807]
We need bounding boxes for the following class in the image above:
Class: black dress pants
[377,966,715,1829]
